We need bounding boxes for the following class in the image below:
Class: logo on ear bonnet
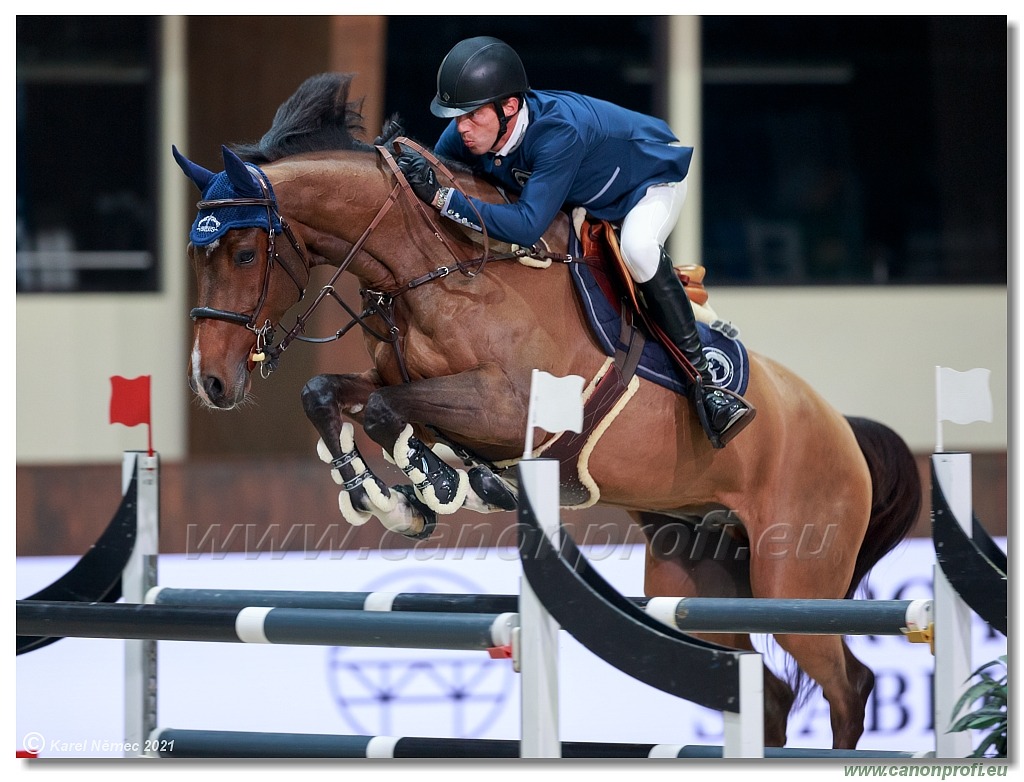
[197,215,222,235]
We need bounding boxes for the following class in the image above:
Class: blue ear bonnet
[189,166,283,247]
[172,145,283,247]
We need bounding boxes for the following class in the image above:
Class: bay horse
[177,73,921,749]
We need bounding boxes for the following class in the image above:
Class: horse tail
[844,416,923,599]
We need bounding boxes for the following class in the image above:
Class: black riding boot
[637,251,752,446]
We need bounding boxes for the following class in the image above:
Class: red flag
[110,375,154,455]
[109,375,151,427]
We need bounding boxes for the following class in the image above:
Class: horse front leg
[362,365,524,523]
[301,371,436,538]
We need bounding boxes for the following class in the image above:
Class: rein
[190,137,573,378]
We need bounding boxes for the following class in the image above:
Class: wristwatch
[433,187,451,210]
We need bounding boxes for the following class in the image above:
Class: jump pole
[17,602,517,649]
[644,597,934,636]
[122,451,159,757]
[148,589,933,637]
[149,729,925,759]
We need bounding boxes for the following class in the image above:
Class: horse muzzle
[189,368,249,410]
[188,344,250,410]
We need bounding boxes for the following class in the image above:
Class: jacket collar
[494,101,530,157]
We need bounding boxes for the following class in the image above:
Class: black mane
[231,73,387,164]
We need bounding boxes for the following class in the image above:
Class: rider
[397,36,751,447]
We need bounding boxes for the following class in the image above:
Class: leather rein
[189,137,571,380]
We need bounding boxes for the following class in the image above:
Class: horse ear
[171,145,215,192]
[221,145,263,198]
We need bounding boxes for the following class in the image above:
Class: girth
[537,218,647,505]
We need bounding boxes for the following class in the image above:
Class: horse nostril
[203,374,225,402]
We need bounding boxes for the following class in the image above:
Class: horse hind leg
[749,562,874,748]
[745,494,875,748]
[637,513,796,746]
[763,662,797,746]
[692,631,795,747]
[842,642,875,743]
[769,633,873,749]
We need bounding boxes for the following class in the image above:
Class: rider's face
[455,99,516,155]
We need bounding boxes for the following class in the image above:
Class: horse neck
[267,152,478,292]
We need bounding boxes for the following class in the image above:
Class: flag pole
[934,365,944,453]
[523,368,539,460]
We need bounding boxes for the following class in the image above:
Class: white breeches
[618,179,687,283]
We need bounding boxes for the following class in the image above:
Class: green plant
[949,654,1007,758]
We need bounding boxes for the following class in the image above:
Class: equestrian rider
[397,36,752,447]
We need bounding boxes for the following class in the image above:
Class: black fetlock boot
[636,250,754,447]
[393,425,468,513]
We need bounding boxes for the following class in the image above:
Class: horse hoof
[391,485,437,540]
[468,466,518,511]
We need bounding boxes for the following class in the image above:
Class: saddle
[539,216,752,505]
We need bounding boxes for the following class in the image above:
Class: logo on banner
[325,569,514,737]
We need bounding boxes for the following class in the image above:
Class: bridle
[188,170,310,374]
[189,138,571,380]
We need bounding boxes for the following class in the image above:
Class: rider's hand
[397,151,441,208]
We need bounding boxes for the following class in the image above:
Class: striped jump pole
[149,729,926,759]
[147,587,526,614]
[148,588,932,639]
[674,745,931,759]
[644,597,934,639]
[16,601,516,652]
[151,729,689,759]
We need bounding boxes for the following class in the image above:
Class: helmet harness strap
[491,96,520,151]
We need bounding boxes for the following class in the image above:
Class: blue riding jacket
[434,90,693,247]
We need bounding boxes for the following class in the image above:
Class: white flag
[529,370,584,434]
[936,366,993,425]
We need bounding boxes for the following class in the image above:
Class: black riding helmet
[430,36,529,145]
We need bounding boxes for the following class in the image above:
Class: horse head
[174,145,309,409]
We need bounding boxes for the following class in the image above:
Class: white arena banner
[16,537,1006,758]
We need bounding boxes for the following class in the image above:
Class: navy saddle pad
[568,245,749,397]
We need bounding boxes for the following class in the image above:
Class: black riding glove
[397,151,441,208]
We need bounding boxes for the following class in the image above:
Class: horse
[176,73,922,749]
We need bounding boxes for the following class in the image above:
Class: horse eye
[236,249,256,266]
